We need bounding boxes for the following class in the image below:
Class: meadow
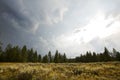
[0,62,120,80]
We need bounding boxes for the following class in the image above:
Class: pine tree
[63,53,67,62]
[75,56,80,62]
[5,44,13,62]
[93,52,97,62]
[33,51,38,62]
[21,45,28,62]
[98,53,104,62]
[58,53,62,63]
[86,51,92,62]
[38,54,41,62]
[54,50,59,63]
[12,46,21,62]
[42,55,48,63]
[112,48,117,57]
[103,47,111,61]
[0,41,2,62]
[116,52,120,61]
[48,51,52,63]
[0,41,2,54]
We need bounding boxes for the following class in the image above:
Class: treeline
[74,47,120,63]
[0,43,67,63]
[0,42,120,63]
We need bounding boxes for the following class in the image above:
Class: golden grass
[0,62,120,80]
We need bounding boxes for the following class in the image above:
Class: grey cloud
[106,21,115,28]
[0,0,68,33]
[74,29,81,33]
[0,0,34,32]
[104,32,120,50]
[89,31,120,53]
[98,0,120,18]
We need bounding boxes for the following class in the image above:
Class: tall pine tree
[54,50,59,63]
[42,55,48,63]
[48,51,52,63]
[21,45,28,62]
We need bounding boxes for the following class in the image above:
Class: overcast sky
[0,0,120,57]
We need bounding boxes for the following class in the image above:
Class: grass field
[0,62,120,80]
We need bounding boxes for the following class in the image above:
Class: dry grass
[0,62,120,80]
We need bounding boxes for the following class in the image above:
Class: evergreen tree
[54,50,59,63]
[93,52,97,62]
[58,53,62,63]
[48,51,52,63]
[98,53,104,62]
[21,45,28,62]
[42,55,48,63]
[86,51,92,62]
[75,56,80,62]
[12,46,21,62]
[116,52,120,61]
[103,47,111,61]
[15,46,22,62]
[63,53,67,62]
[28,48,34,62]
[5,44,13,62]
[0,41,2,61]
[33,51,38,62]
[0,41,2,54]
[79,54,85,62]
[38,54,41,62]
[112,48,117,57]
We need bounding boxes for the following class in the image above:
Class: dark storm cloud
[0,0,36,50]
[0,0,40,33]
[0,0,25,24]
[0,0,68,33]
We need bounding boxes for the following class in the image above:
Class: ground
[0,62,120,80]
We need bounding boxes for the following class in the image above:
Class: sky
[0,0,120,58]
